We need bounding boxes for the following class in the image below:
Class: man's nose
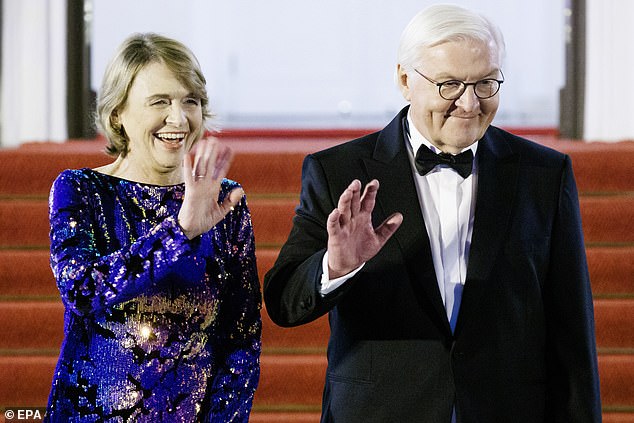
[454,86,480,112]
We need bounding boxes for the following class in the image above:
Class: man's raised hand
[326,179,403,279]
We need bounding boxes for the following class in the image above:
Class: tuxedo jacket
[263,107,601,422]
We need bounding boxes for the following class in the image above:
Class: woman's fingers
[210,143,234,180]
[195,138,234,181]
[187,138,234,184]
[183,151,194,183]
[192,139,213,179]
[220,187,244,214]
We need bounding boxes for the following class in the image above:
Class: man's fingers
[337,180,360,225]
[349,180,362,216]
[374,212,403,244]
[360,179,379,214]
[327,208,342,235]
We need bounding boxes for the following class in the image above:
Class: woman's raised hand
[179,138,243,239]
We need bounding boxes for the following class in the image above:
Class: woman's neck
[93,155,184,186]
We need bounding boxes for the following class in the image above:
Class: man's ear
[397,64,411,101]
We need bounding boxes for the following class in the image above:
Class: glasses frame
[413,69,505,100]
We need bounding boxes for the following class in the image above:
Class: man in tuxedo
[263,4,601,422]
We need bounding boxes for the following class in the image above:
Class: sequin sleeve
[202,189,262,422]
[48,170,210,317]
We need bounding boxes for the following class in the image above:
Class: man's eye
[185,98,201,105]
[150,99,169,106]
[442,81,463,88]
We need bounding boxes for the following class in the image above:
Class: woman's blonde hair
[95,33,213,156]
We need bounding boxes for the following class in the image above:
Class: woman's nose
[166,103,186,126]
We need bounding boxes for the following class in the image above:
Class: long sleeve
[49,170,210,317]
[543,156,602,421]
[264,154,356,327]
[203,193,262,422]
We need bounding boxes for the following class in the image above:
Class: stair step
[600,355,634,408]
[250,198,296,246]
[249,412,321,423]
[0,354,632,410]
[594,299,634,349]
[603,413,634,423]
[249,412,634,423]
[2,195,633,248]
[0,354,327,410]
[0,197,299,248]
[262,314,329,353]
[0,139,344,197]
[0,250,56,297]
[0,248,281,299]
[588,246,634,297]
[0,301,330,352]
[555,140,634,193]
[0,356,55,407]
[0,299,632,352]
[580,196,634,245]
[2,139,634,196]
[255,355,327,406]
[256,248,279,281]
[1,246,633,299]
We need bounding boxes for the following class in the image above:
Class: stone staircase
[0,135,632,422]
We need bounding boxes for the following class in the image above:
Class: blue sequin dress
[44,168,261,422]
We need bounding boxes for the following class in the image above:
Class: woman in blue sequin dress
[44,33,261,422]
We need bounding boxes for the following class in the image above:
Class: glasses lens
[439,81,465,100]
[474,80,500,99]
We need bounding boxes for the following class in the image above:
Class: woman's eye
[150,99,170,106]
[185,98,201,106]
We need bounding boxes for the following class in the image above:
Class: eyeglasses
[414,69,504,100]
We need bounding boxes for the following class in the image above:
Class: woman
[45,33,261,422]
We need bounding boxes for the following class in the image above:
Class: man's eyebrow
[432,71,500,81]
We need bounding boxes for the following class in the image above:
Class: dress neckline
[86,167,185,189]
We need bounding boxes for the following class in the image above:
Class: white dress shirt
[320,113,478,335]
[406,115,478,332]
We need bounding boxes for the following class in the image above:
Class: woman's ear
[110,110,121,131]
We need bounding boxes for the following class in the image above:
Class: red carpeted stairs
[0,134,633,422]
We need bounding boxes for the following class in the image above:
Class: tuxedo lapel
[455,127,519,335]
[362,109,450,333]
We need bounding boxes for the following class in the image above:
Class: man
[263,4,601,422]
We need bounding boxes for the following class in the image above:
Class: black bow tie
[415,146,474,178]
